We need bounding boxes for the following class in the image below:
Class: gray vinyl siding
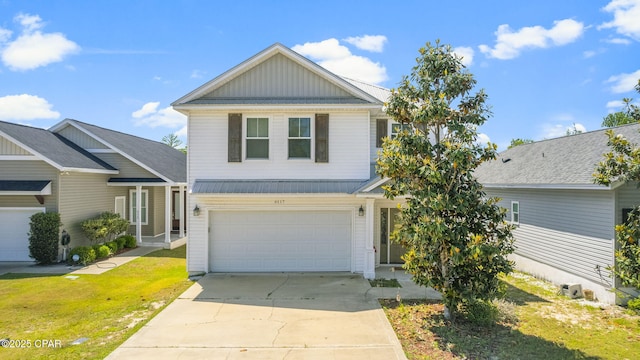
[56,125,108,149]
[94,153,157,178]
[485,188,615,285]
[0,161,59,212]
[203,54,355,99]
[58,172,127,247]
[615,182,640,224]
[0,137,31,154]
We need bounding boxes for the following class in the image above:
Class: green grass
[0,245,192,360]
[382,272,640,359]
[369,278,402,288]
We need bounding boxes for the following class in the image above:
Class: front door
[380,208,406,264]
[172,190,186,231]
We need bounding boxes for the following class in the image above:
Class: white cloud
[292,38,388,84]
[599,0,640,41]
[476,133,491,145]
[479,19,584,60]
[606,99,626,111]
[0,28,12,43]
[190,69,206,79]
[343,35,387,52]
[132,102,187,134]
[0,94,60,120]
[0,13,79,71]
[453,46,474,66]
[605,37,632,44]
[541,122,586,139]
[606,69,640,93]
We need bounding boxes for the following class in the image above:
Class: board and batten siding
[202,53,356,100]
[188,110,370,181]
[56,125,109,149]
[0,137,31,155]
[187,195,367,274]
[485,188,615,286]
[0,161,59,212]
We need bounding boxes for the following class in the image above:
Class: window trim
[115,196,126,219]
[287,116,313,160]
[390,121,412,139]
[511,201,520,224]
[244,116,270,160]
[129,189,148,225]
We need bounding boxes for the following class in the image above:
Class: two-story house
[173,43,405,278]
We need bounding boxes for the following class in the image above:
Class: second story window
[288,117,311,158]
[246,117,269,159]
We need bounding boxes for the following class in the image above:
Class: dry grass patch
[382,272,640,359]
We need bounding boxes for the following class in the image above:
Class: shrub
[92,244,111,259]
[122,235,137,248]
[81,212,130,244]
[28,212,62,264]
[105,241,119,253]
[115,235,127,250]
[628,297,640,314]
[69,246,96,265]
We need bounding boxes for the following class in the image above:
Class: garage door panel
[210,210,351,272]
[0,208,44,261]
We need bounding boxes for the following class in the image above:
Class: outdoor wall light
[359,205,364,216]
[193,204,201,217]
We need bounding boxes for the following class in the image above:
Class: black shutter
[315,114,329,163]
[228,113,242,162]
[376,119,388,147]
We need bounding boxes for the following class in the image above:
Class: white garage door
[0,208,44,261]
[209,210,351,272]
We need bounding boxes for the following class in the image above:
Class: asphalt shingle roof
[475,123,640,187]
[0,120,116,171]
[67,119,186,183]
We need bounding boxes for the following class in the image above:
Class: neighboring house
[0,119,187,261]
[173,43,407,278]
[475,124,640,304]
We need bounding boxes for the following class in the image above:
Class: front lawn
[0,245,192,360]
[383,272,640,359]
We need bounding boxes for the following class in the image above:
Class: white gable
[0,136,32,155]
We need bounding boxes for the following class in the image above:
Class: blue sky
[0,0,639,150]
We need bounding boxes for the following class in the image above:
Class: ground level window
[390,123,411,139]
[129,189,148,225]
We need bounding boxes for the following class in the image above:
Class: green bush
[28,212,62,264]
[115,236,127,250]
[628,297,640,314]
[81,212,130,244]
[122,235,137,248]
[92,244,111,259]
[105,241,119,253]
[69,246,96,265]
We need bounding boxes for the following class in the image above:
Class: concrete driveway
[106,273,407,359]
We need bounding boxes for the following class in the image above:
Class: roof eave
[173,103,382,112]
[481,183,612,190]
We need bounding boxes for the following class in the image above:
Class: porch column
[179,185,185,238]
[135,185,142,244]
[363,198,376,279]
[164,185,171,243]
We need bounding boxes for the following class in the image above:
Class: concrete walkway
[0,246,160,276]
[106,273,411,360]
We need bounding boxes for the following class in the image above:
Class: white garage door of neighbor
[0,208,44,261]
[209,210,352,272]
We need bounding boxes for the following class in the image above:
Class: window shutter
[228,113,242,162]
[376,119,388,147]
[315,114,329,163]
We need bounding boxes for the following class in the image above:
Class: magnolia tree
[377,41,515,320]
